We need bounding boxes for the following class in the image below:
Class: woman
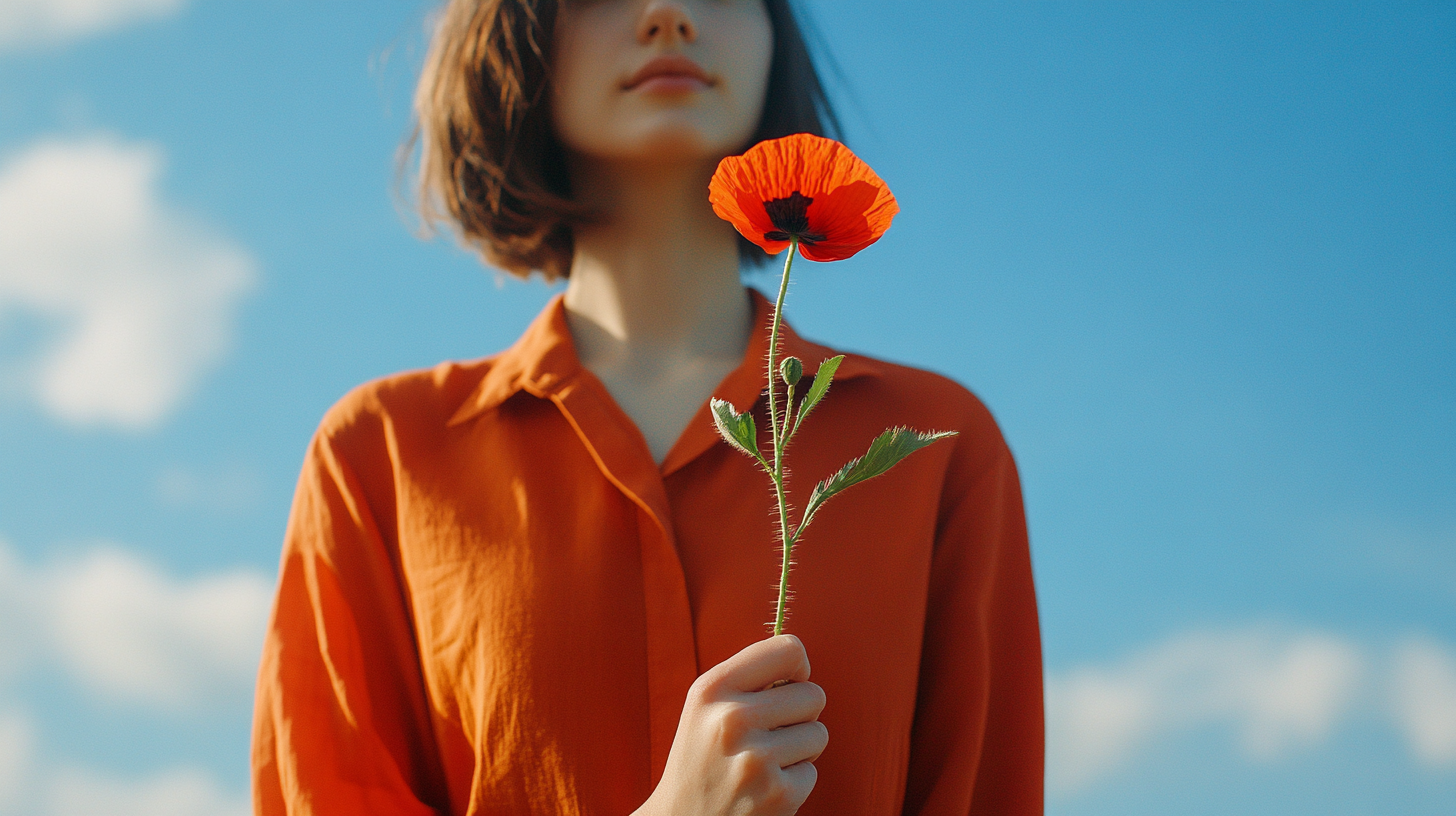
[251,1,1043,814]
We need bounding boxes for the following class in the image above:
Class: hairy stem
[768,240,797,636]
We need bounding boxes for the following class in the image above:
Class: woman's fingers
[706,635,811,695]
[760,719,829,769]
[647,637,825,816]
[779,757,820,807]
[752,677,826,729]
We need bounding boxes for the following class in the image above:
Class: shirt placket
[539,374,700,789]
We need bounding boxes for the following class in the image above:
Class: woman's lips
[635,74,709,93]
[623,55,713,93]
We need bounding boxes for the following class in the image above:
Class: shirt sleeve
[902,434,1045,815]
[252,427,448,815]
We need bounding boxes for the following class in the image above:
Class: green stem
[768,240,797,636]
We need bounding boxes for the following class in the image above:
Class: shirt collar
[447,288,880,428]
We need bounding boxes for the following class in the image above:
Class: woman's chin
[600,116,755,167]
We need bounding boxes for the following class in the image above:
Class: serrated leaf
[710,397,764,463]
[790,355,845,437]
[799,427,957,531]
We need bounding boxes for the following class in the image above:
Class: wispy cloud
[45,766,249,816]
[0,720,246,816]
[1046,627,1456,795]
[1391,636,1456,769]
[0,711,32,809]
[0,538,272,709]
[46,546,273,707]
[0,539,264,814]
[0,0,187,51]
[0,136,255,430]
[1045,626,1365,793]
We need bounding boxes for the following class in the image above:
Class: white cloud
[1391,637,1456,768]
[46,766,248,816]
[0,539,263,815]
[0,743,247,816]
[0,538,272,709]
[0,0,186,51]
[1046,626,1365,794]
[0,711,33,811]
[0,136,255,430]
[0,547,38,681]
[47,547,273,707]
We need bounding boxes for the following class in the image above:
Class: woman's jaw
[551,0,773,168]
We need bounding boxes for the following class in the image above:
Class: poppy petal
[709,162,787,255]
[709,133,897,262]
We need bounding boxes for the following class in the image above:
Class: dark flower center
[763,191,825,244]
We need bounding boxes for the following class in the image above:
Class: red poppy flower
[709,133,898,262]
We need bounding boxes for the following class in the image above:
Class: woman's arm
[252,428,449,815]
[902,438,1045,816]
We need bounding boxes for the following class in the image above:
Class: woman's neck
[562,156,755,464]
[563,157,752,369]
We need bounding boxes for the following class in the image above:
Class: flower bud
[780,356,803,387]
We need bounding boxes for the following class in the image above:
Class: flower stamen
[763,192,825,244]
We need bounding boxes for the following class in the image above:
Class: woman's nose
[636,1,698,45]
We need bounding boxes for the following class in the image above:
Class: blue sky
[0,1,1451,814]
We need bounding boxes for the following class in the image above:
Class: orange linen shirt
[252,291,1043,816]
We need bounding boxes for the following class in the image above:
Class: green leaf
[799,427,957,531]
[790,355,845,437]
[710,397,764,463]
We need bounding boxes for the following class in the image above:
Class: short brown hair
[410,0,841,280]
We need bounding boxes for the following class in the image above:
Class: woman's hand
[633,635,828,816]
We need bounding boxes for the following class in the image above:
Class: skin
[554,0,767,465]
[551,3,828,815]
